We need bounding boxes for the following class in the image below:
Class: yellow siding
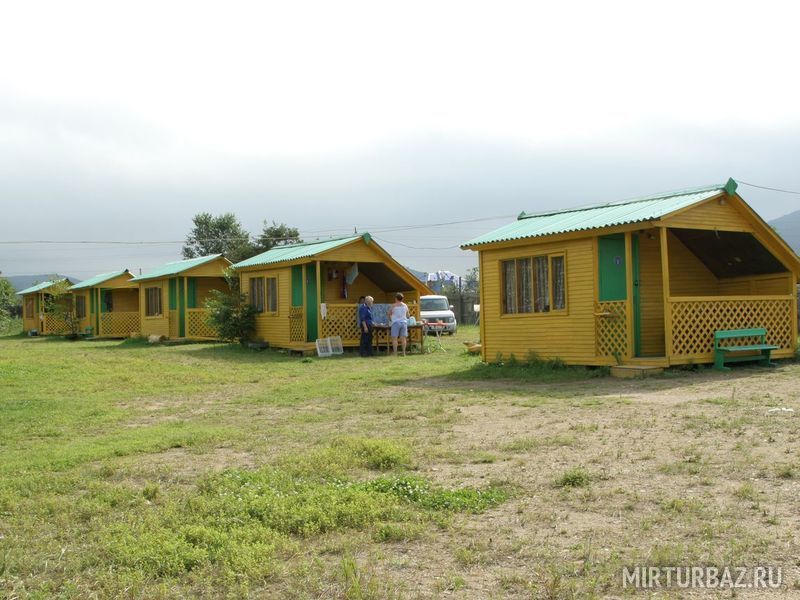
[319,242,382,263]
[637,230,665,356]
[479,238,596,364]
[183,256,232,278]
[194,277,228,305]
[667,230,719,296]
[240,267,292,347]
[111,288,139,312]
[138,279,170,338]
[718,274,792,296]
[665,197,752,231]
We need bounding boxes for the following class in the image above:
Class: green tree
[0,277,18,332]
[253,221,302,253]
[203,270,257,344]
[182,213,255,264]
[44,280,81,338]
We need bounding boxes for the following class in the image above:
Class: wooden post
[315,260,322,340]
[659,227,672,361]
[184,276,189,338]
[624,231,634,360]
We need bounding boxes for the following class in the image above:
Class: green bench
[713,328,779,371]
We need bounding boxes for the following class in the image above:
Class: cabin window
[145,287,162,317]
[502,253,567,314]
[75,295,86,319]
[103,290,113,312]
[502,258,532,314]
[266,277,278,313]
[250,277,265,313]
[25,297,34,318]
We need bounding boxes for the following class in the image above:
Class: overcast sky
[2,0,800,279]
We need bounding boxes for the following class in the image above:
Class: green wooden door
[598,235,627,301]
[305,263,318,341]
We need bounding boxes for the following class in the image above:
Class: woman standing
[388,292,409,356]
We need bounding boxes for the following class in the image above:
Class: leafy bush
[204,274,256,343]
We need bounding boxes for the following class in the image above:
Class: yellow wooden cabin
[18,278,75,335]
[131,254,232,340]
[232,233,431,351]
[462,179,800,367]
[69,270,139,338]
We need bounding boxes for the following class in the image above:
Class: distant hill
[771,210,800,255]
[3,274,80,292]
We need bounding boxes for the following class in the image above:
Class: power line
[372,236,460,250]
[0,214,515,246]
[736,180,800,195]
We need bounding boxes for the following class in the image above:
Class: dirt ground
[361,364,800,598]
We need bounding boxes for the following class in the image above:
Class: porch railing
[187,308,218,339]
[43,313,72,335]
[289,306,305,342]
[320,304,360,344]
[595,301,630,360]
[670,296,795,358]
[100,312,140,337]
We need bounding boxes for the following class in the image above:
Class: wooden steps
[610,364,665,379]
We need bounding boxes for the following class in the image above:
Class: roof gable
[462,181,731,248]
[16,278,73,296]
[70,269,132,290]
[132,254,228,281]
[232,235,364,269]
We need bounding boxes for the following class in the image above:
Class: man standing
[359,295,374,357]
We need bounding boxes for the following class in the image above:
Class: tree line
[182,213,302,264]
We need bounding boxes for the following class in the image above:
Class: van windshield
[421,298,449,311]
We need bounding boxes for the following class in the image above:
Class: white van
[420,295,457,334]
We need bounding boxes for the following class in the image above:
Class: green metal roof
[232,235,366,269]
[16,279,70,296]
[132,254,225,282]
[462,180,736,248]
[69,269,130,290]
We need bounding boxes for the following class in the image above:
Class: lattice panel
[671,298,794,357]
[595,301,630,359]
[289,307,305,342]
[320,304,360,344]
[44,313,71,335]
[187,309,218,339]
[101,312,140,337]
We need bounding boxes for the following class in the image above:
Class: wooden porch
[595,226,798,367]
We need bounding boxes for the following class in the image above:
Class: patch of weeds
[374,522,424,542]
[142,482,159,502]
[502,434,576,453]
[455,546,483,568]
[555,467,592,488]
[101,443,507,580]
[470,451,497,464]
[775,464,795,479]
[734,482,757,501]
[659,497,704,515]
